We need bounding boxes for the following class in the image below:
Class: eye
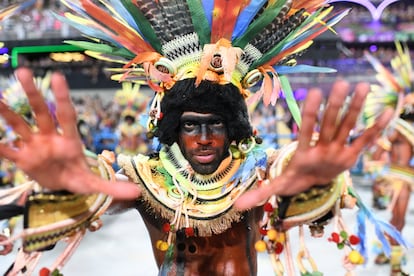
[211,119,224,127]
[208,119,225,132]
[182,121,197,131]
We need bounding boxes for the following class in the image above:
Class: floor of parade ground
[2,175,414,276]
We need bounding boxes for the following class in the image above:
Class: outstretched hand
[235,80,393,210]
[0,68,140,200]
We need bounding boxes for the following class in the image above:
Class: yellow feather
[295,6,336,37]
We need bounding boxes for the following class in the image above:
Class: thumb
[91,179,141,200]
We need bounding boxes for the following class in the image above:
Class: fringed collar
[118,143,266,237]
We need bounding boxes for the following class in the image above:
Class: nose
[198,124,212,144]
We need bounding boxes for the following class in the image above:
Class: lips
[192,150,216,164]
[194,153,216,163]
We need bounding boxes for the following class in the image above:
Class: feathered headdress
[114,81,148,119]
[56,0,349,133]
[363,41,414,146]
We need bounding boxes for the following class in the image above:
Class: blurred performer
[114,82,148,155]
[363,43,414,276]
[116,109,147,155]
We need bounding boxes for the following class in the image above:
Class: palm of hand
[235,81,392,210]
[14,132,90,192]
[0,68,140,199]
[285,141,354,189]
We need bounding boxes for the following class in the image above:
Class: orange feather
[210,0,246,43]
[292,0,326,12]
[0,5,18,21]
[80,0,154,54]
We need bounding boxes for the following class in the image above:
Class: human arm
[0,67,141,200]
[235,80,393,210]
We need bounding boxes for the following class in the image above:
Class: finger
[97,180,142,200]
[0,144,19,162]
[350,108,393,153]
[0,100,32,140]
[81,175,142,200]
[334,82,369,145]
[318,80,349,144]
[234,185,273,210]
[296,88,323,151]
[15,68,56,134]
[51,72,79,139]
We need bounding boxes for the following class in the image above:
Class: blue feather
[349,186,411,259]
[108,0,140,31]
[60,1,89,18]
[274,64,337,74]
[356,209,368,260]
[232,0,267,39]
[151,137,162,152]
[201,0,214,27]
[227,145,267,190]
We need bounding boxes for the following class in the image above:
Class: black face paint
[178,112,230,175]
[179,113,227,137]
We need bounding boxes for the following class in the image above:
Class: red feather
[80,0,154,54]
[210,0,247,43]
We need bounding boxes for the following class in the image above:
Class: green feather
[120,0,162,53]
[280,75,301,127]
[187,0,211,46]
[64,40,135,59]
[232,0,288,48]
[64,40,112,52]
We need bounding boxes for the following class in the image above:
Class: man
[0,67,392,275]
[0,1,399,275]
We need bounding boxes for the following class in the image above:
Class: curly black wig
[155,78,253,146]
[400,108,414,121]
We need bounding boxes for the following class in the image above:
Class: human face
[178,112,230,175]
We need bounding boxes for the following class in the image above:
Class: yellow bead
[267,229,278,241]
[348,250,362,264]
[159,241,169,251]
[255,240,267,252]
[156,240,163,249]
[231,149,241,159]
[276,232,285,243]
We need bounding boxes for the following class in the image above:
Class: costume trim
[118,143,259,236]
[382,164,414,188]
